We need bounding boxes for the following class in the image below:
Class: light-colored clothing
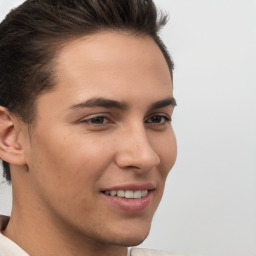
[130,248,186,256]
[0,215,184,256]
[0,233,29,256]
[0,215,29,256]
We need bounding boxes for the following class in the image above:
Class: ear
[0,107,27,166]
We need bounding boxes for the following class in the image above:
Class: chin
[105,225,151,247]
[109,233,149,247]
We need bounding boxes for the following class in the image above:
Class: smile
[101,186,154,213]
[103,189,149,199]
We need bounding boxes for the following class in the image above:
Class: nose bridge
[115,122,160,171]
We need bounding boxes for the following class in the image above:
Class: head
[0,0,173,183]
[0,0,176,251]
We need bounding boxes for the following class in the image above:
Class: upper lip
[101,183,155,192]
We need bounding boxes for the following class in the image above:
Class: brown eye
[82,116,108,125]
[90,116,106,124]
[145,115,171,124]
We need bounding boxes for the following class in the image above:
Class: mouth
[102,189,150,199]
[101,185,155,213]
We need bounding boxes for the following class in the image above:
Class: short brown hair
[0,0,174,182]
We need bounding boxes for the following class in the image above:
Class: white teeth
[125,190,134,198]
[110,191,117,196]
[141,190,148,197]
[117,190,125,197]
[134,190,142,199]
[104,189,149,199]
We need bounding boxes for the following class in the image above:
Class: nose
[114,126,160,173]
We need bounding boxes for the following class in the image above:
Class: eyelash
[81,114,171,126]
[81,116,109,125]
[145,115,171,125]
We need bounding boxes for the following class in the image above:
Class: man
[0,0,178,255]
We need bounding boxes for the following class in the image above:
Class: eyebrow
[70,97,176,111]
[149,97,177,111]
[70,97,127,110]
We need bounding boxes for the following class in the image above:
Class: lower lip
[102,192,152,213]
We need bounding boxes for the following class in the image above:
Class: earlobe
[0,107,27,166]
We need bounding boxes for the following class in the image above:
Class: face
[21,32,177,247]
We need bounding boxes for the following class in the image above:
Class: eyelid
[144,114,172,126]
[145,112,171,121]
[79,112,109,120]
[79,113,112,124]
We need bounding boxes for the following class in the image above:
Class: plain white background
[0,1,255,256]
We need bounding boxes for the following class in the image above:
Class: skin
[1,31,177,256]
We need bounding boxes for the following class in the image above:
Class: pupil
[152,116,161,123]
[92,117,104,124]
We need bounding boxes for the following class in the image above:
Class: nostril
[115,150,160,171]
[125,165,140,169]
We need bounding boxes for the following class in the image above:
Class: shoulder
[130,248,188,256]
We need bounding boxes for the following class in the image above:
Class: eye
[145,115,171,124]
[81,115,109,125]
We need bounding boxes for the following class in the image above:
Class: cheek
[153,130,177,178]
[26,133,112,216]
[166,132,177,168]
[29,130,113,189]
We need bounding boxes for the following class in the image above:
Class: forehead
[58,31,166,64]
[55,31,171,91]
[57,31,170,79]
